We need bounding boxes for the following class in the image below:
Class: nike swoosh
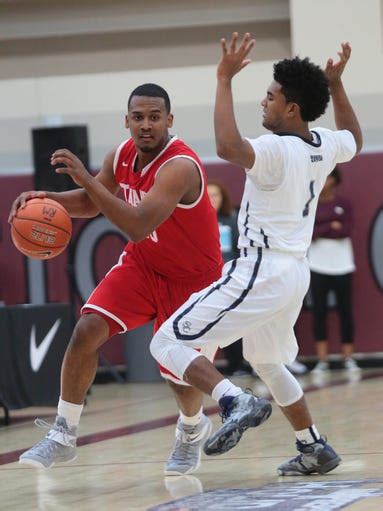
[185,422,211,443]
[122,162,129,166]
[30,319,61,372]
[186,433,204,443]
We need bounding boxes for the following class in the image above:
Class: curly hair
[273,57,330,122]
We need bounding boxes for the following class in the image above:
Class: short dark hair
[273,57,330,122]
[329,166,341,185]
[128,83,171,113]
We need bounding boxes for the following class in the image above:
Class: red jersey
[113,136,223,280]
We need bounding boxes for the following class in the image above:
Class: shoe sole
[19,455,77,469]
[277,455,341,476]
[317,455,341,474]
[203,398,272,456]
[164,419,213,476]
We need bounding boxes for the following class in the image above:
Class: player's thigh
[82,252,156,333]
[243,298,303,365]
[154,267,223,331]
[160,254,309,349]
[159,258,278,348]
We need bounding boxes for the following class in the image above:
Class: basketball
[10,197,72,260]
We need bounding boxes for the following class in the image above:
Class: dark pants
[310,271,354,343]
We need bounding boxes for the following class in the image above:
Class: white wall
[0,0,382,175]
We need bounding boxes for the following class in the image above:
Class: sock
[57,397,84,428]
[179,406,203,426]
[211,379,242,402]
[295,424,321,444]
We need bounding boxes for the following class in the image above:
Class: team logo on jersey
[181,320,192,333]
[120,183,158,242]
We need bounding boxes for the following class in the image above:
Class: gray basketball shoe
[204,391,272,456]
[277,437,341,475]
[19,416,77,469]
[165,414,212,475]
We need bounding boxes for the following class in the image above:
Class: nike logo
[186,432,204,443]
[184,422,211,443]
[30,319,61,372]
[122,162,129,166]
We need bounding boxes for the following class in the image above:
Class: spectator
[308,167,360,372]
[207,180,251,376]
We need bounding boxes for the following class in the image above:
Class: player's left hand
[51,149,91,187]
[217,32,255,81]
[324,42,351,85]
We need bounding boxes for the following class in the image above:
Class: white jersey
[238,128,356,258]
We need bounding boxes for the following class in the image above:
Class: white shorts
[159,248,310,365]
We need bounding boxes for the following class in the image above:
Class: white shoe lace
[34,418,74,447]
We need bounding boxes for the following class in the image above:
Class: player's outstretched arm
[325,43,363,153]
[214,32,256,169]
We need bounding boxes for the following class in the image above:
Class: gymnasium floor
[1,369,383,510]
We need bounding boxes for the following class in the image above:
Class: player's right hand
[324,42,351,85]
[8,190,46,223]
[217,32,255,81]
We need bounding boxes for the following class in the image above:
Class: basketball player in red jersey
[10,84,223,474]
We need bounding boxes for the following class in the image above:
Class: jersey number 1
[302,180,315,217]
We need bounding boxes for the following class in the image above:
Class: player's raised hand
[217,32,255,81]
[51,149,91,187]
[324,42,351,85]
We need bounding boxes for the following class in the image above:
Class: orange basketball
[11,198,72,260]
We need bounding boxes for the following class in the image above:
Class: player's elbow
[82,205,100,218]
[355,134,363,154]
[124,226,144,242]
[216,142,235,161]
[349,127,363,155]
[128,231,145,242]
[124,221,152,242]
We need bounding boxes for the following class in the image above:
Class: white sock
[211,379,242,402]
[179,406,203,426]
[57,397,84,428]
[295,424,321,444]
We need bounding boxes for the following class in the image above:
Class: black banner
[0,304,74,409]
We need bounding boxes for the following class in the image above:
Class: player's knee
[150,330,169,366]
[69,314,110,354]
[252,362,303,407]
[252,362,285,381]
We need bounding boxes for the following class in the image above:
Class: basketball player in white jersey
[150,33,362,475]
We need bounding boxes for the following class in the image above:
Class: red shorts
[82,249,222,383]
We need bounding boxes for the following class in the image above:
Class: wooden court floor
[1,369,383,510]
